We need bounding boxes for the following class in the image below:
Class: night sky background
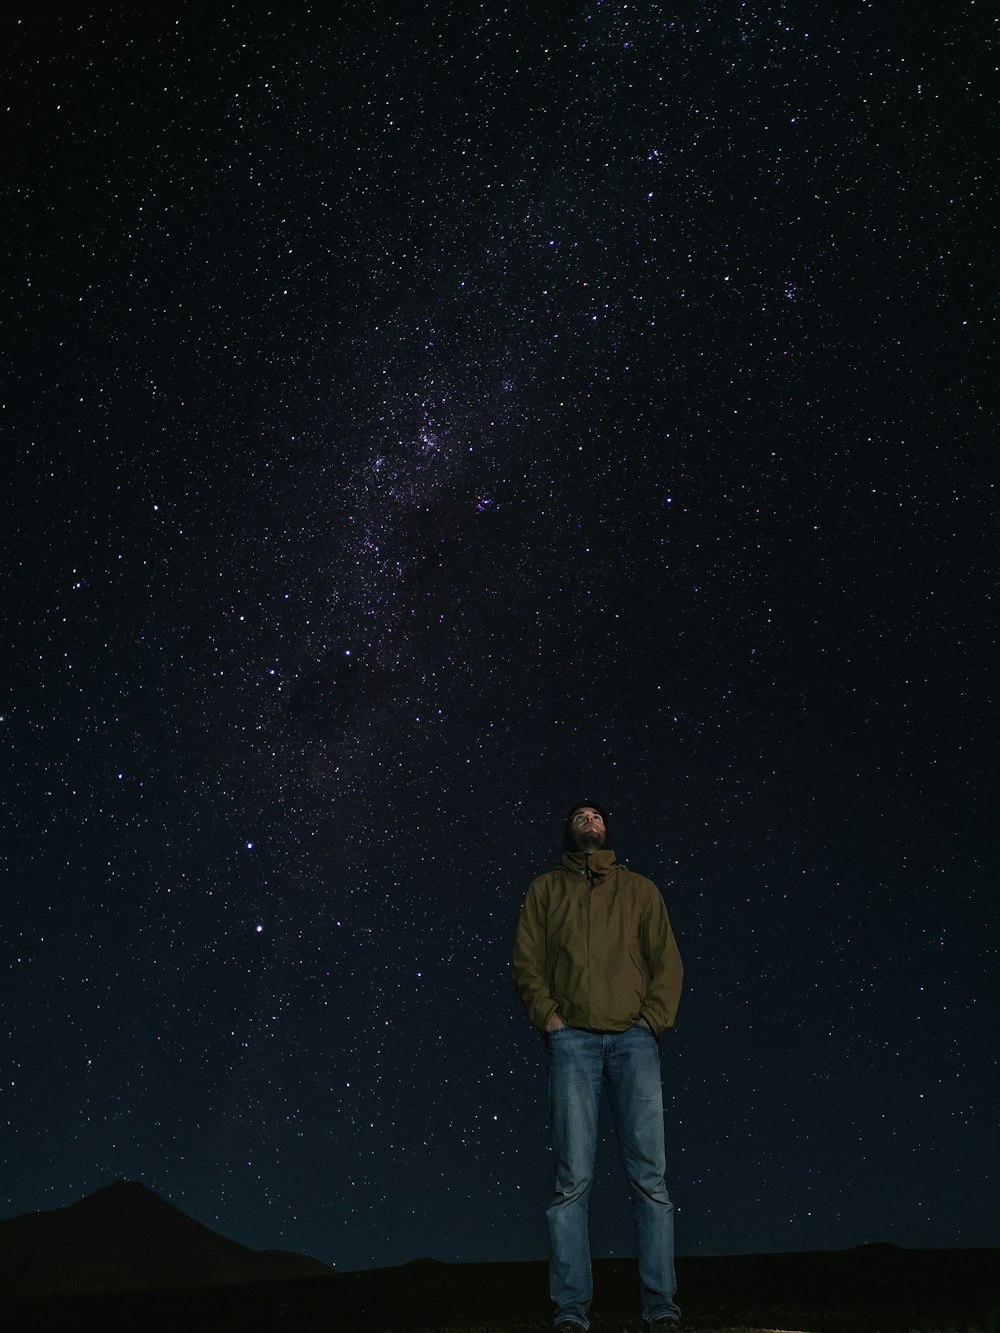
[3,2,997,1275]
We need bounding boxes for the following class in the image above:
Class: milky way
[3,3,995,1270]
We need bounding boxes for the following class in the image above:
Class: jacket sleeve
[639,883,684,1037]
[511,880,560,1032]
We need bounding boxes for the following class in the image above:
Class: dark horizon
[5,1184,996,1333]
[14,1175,997,1264]
[3,2,995,1276]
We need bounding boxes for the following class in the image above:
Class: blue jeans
[546,1024,679,1329]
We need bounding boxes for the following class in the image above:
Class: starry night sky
[3,2,996,1274]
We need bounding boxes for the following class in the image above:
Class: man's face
[570,806,606,851]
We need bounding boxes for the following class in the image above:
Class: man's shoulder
[528,863,568,891]
[616,864,661,894]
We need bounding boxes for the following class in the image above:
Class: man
[512,801,684,1331]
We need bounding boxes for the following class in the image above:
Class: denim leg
[605,1026,680,1324]
[546,1028,602,1329]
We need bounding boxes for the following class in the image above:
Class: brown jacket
[511,848,683,1037]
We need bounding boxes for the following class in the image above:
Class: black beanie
[563,800,611,852]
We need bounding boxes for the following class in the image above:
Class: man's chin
[576,834,605,852]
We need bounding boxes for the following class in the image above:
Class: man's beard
[575,830,605,852]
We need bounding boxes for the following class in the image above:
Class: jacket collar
[562,848,617,878]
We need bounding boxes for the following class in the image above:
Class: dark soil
[3,1249,997,1333]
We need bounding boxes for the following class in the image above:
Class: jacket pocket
[628,947,649,987]
[627,947,649,1007]
[549,948,563,996]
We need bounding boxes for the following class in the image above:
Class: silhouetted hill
[0,1179,331,1295]
[1,1185,997,1330]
